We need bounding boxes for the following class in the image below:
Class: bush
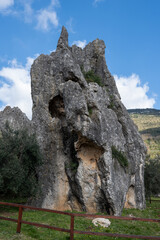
[144,155,160,199]
[83,70,103,87]
[0,123,42,198]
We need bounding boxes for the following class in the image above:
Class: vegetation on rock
[88,106,93,116]
[83,70,103,86]
[111,146,128,168]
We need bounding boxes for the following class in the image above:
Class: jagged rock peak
[31,27,146,216]
[57,26,69,49]
[0,106,32,133]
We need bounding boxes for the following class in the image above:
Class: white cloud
[36,0,60,31]
[23,2,33,23]
[93,0,104,5]
[0,0,33,19]
[8,58,22,68]
[0,57,35,119]
[114,74,156,109]
[36,9,58,31]
[72,40,87,49]
[0,0,59,32]
[50,0,60,7]
[0,0,14,10]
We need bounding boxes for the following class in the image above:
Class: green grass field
[0,199,160,240]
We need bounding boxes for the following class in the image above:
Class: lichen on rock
[31,26,146,215]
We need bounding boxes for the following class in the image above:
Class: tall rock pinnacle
[57,26,69,49]
[31,27,146,215]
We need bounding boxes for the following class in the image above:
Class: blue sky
[0,0,160,119]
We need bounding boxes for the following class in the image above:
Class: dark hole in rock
[64,71,79,82]
[49,95,65,118]
[98,189,114,215]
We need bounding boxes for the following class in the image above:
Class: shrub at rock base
[0,123,42,198]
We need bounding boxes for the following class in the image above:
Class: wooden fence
[0,202,160,240]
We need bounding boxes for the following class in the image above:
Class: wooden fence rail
[0,202,160,240]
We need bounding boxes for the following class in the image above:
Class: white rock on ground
[92,218,111,228]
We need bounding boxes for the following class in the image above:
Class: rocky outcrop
[0,106,32,134]
[31,26,146,215]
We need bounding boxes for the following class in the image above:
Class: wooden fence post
[150,197,152,204]
[70,215,74,240]
[17,206,23,233]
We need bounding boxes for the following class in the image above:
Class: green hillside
[129,109,160,159]
[128,108,160,115]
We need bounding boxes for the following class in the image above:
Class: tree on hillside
[0,123,42,198]
[144,155,160,200]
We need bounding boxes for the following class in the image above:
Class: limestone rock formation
[31,26,146,215]
[0,106,32,133]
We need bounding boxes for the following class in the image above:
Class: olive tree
[0,124,42,198]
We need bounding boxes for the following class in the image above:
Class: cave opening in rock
[49,95,65,118]
[75,135,105,167]
[124,185,136,208]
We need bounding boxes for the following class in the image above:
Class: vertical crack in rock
[62,127,86,211]
[31,26,146,215]
[97,189,114,215]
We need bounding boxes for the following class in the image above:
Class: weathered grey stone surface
[0,106,32,133]
[31,26,146,215]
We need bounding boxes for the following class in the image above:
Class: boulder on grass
[92,218,111,228]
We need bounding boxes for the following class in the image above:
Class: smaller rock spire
[57,26,68,49]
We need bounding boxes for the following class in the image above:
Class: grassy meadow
[0,198,160,240]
